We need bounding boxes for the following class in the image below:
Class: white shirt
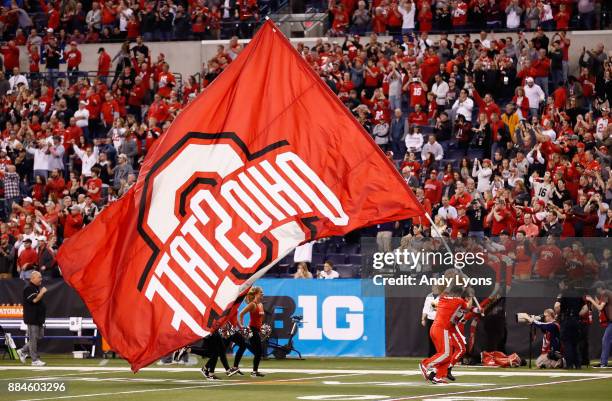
[437,205,457,220]
[405,132,424,151]
[432,81,449,106]
[524,83,545,109]
[319,270,339,279]
[9,74,28,90]
[73,144,99,177]
[74,108,90,128]
[398,2,415,29]
[452,97,474,121]
[422,293,437,321]
[119,8,133,31]
[541,128,556,142]
[421,141,444,161]
[26,147,51,171]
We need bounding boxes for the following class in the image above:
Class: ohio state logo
[136,132,349,337]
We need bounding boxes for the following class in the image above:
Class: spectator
[294,262,313,279]
[317,260,339,279]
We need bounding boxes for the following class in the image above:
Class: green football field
[0,356,611,401]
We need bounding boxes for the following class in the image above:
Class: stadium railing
[0,317,98,358]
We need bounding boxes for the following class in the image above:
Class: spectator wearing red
[448,205,470,238]
[100,92,120,129]
[417,2,433,32]
[17,239,38,279]
[97,47,111,84]
[451,0,469,28]
[372,7,387,34]
[554,3,571,30]
[86,168,103,204]
[147,94,170,123]
[155,63,176,98]
[449,181,473,208]
[27,44,40,74]
[0,40,19,72]
[408,104,428,127]
[532,49,552,96]
[472,90,501,121]
[424,169,443,206]
[65,41,82,83]
[60,206,84,240]
[45,169,66,200]
[405,76,428,110]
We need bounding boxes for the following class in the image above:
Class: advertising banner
[256,278,385,357]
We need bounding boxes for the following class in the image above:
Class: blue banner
[250,279,385,357]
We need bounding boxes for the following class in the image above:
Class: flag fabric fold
[57,20,425,371]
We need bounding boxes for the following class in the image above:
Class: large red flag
[57,20,425,371]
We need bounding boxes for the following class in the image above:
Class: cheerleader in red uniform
[236,287,266,377]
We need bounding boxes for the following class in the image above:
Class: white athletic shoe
[31,360,46,367]
[16,349,27,364]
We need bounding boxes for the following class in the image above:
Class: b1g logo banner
[255,279,385,357]
[56,21,424,372]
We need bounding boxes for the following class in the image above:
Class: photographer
[524,309,564,368]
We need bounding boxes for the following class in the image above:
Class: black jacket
[23,283,46,326]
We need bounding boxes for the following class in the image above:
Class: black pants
[191,332,230,373]
[561,319,581,369]
[233,327,262,371]
[578,323,590,366]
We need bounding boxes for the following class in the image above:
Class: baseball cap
[526,77,534,83]
[23,197,33,203]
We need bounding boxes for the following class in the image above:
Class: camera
[516,312,544,323]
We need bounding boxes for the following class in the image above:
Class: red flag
[57,21,425,371]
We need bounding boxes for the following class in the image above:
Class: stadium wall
[0,278,604,360]
[16,30,612,82]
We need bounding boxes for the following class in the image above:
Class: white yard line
[10,372,365,401]
[386,376,611,401]
[1,366,611,378]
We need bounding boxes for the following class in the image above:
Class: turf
[1,356,611,401]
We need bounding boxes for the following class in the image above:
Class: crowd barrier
[0,278,605,359]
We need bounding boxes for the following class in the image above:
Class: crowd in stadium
[0,2,610,283]
[0,1,609,44]
[328,0,610,37]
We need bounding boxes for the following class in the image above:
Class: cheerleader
[235,287,266,377]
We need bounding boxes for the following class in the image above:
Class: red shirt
[101,100,119,125]
[46,177,66,198]
[248,303,264,329]
[424,178,442,205]
[450,192,472,208]
[0,43,19,70]
[62,213,84,239]
[409,82,426,107]
[156,72,176,98]
[86,177,102,202]
[65,49,82,69]
[433,296,467,329]
[408,111,428,126]
[18,247,38,269]
[98,52,111,76]
[147,100,170,122]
